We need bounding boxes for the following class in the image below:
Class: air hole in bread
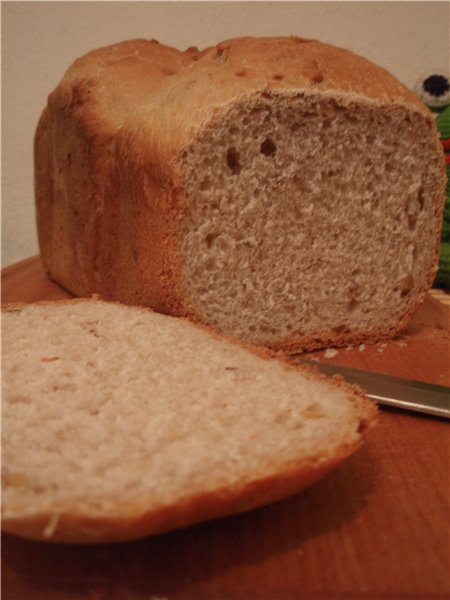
[51,382,77,392]
[199,178,211,191]
[283,305,297,316]
[344,113,359,124]
[417,187,425,210]
[205,232,220,248]
[204,257,216,270]
[124,480,142,491]
[8,395,31,405]
[274,410,289,424]
[400,275,414,298]
[259,325,277,336]
[226,148,242,175]
[303,403,324,419]
[260,138,276,156]
[347,298,359,312]
[303,409,324,419]
[41,356,60,363]
[333,324,350,334]
[274,408,302,425]
[372,195,380,209]
[408,214,417,230]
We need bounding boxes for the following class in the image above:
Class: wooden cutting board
[2,256,450,600]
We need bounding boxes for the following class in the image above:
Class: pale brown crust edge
[1,443,368,544]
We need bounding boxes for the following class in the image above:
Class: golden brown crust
[154,35,430,146]
[35,36,445,352]
[35,39,196,306]
[1,445,364,544]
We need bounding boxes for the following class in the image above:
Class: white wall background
[2,1,449,267]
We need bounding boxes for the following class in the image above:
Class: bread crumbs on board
[324,348,338,358]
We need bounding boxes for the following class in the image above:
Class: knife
[301,360,450,419]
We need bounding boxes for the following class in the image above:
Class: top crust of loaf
[153,35,431,159]
[48,35,431,164]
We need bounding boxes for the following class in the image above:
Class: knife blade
[301,360,450,419]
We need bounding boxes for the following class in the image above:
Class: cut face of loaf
[35,36,445,351]
[180,93,443,347]
[2,300,376,543]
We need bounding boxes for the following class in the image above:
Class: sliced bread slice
[2,299,376,543]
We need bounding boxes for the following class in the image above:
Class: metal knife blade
[301,360,450,419]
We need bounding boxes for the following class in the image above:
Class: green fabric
[434,106,450,287]
[437,197,450,289]
[436,106,450,139]
[435,241,450,288]
[442,197,450,240]
[436,207,450,289]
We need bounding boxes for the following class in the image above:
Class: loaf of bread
[35,36,446,352]
[2,299,376,543]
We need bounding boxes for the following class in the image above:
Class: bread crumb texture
[180,93,443,346]
[2,300,376,542]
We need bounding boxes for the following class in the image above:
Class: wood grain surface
[2,256,450,600]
